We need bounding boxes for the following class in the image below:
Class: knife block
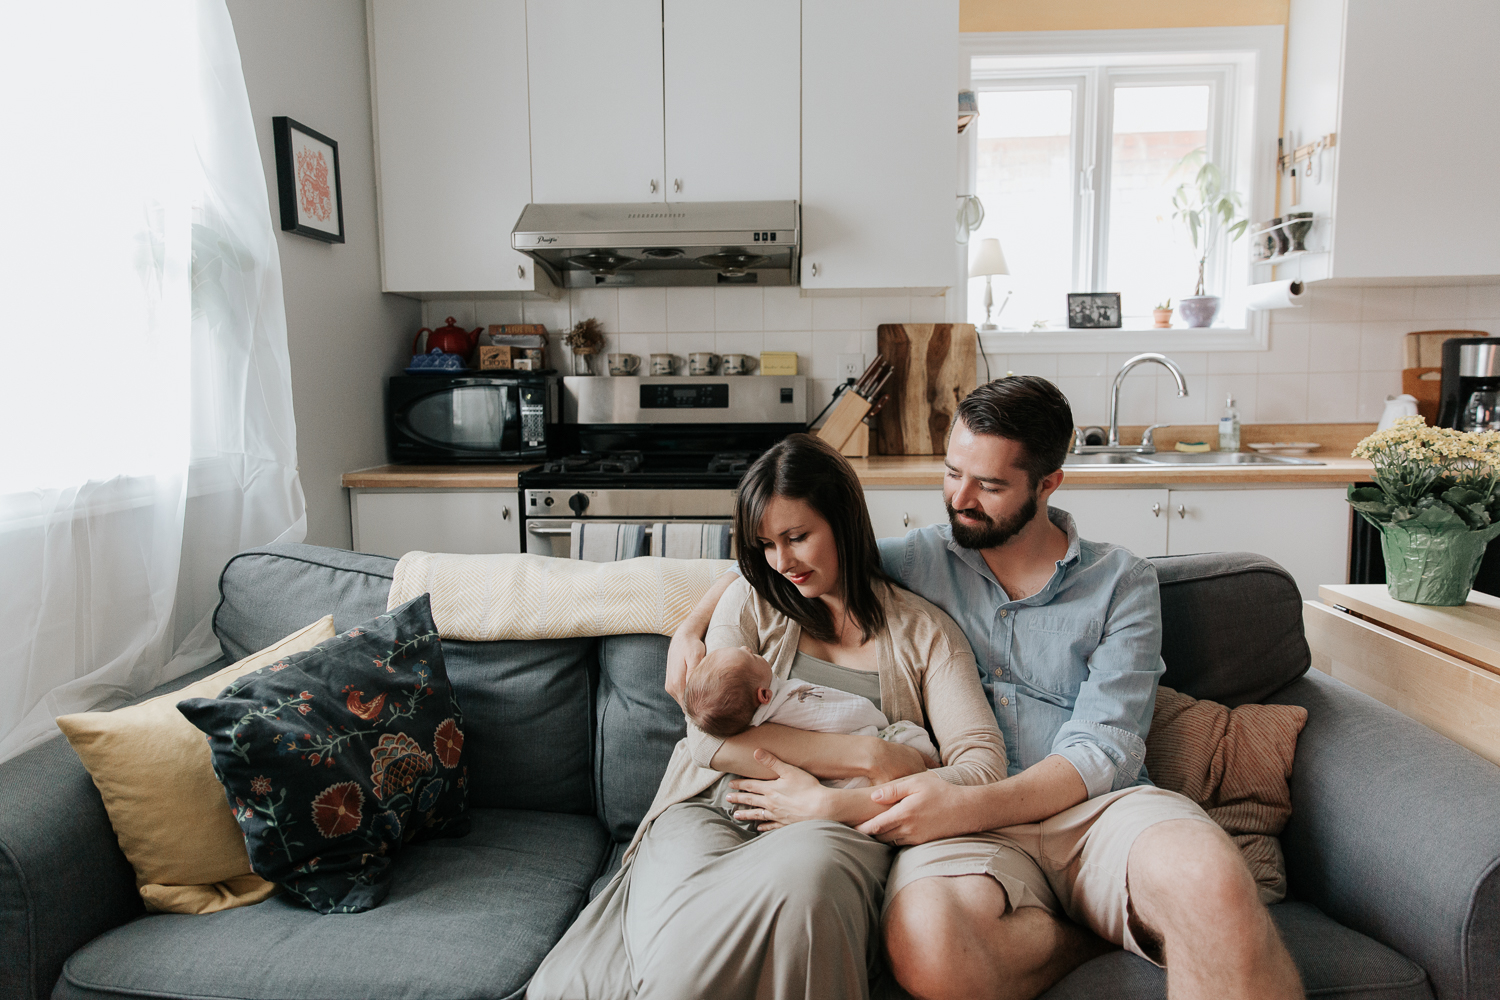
[814,391,872,456]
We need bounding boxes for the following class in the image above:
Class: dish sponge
[1175,441,1211,453]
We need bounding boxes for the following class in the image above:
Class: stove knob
[544,496,554,507]
[568,492,590,515]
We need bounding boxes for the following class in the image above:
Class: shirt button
[999,610,1008,618]
[1000,697,1010,706]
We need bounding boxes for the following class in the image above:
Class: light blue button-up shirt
[877,507,1164,798]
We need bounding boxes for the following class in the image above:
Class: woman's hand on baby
[863,737,930,786]
[856,773,984,846]
[727,751,835,831]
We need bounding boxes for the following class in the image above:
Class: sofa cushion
[55,809,611,1000]
[595,634,685,841]
[1150,552,1310,707]
[1038,902,1432,1000]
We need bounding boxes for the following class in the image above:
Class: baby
[683,646,939,789]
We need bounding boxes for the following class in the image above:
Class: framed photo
[272,116,345,243]
[1067,292,1122,329]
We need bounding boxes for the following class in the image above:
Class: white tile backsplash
[424,281,1500,429]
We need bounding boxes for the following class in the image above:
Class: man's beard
[946,490,1039,549]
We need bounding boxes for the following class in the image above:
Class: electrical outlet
[837,353,865,381]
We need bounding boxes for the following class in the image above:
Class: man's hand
[863,737,930,785]
[665,633,705,706]
[855,772,989,846]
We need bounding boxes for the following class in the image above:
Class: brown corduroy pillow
[1144,685,1308,904]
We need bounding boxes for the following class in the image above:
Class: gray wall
[227,0,419,548]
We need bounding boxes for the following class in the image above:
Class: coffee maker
[1438,337,1500,430]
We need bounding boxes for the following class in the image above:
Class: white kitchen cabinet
[662,0,800,202]
[1052,488,1172,558]
[864,488,949,540]
[1279,0,1500,281]
[368,0,547,295]
[801,0,958,290]
[527,0,666,204]
[351,490,520,559]
[1164,487,1349,599]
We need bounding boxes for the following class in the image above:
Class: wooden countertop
[344,455,1371,490]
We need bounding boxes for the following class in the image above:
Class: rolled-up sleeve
[1048,560,1164,798]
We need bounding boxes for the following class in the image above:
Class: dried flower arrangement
[563,318,605,356]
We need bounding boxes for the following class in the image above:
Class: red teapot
[413,317,481,358]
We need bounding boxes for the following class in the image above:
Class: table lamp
[969,238,1010,331]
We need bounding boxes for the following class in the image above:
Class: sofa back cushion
[214,544,596,816]
[595,634,684,841]
[1149,552,1311,707]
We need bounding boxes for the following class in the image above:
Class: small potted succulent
[1348,417,1500,605]
[1153,299,1173,329]
[1169,149,1249,328]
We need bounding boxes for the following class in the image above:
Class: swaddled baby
[683,646,939,789]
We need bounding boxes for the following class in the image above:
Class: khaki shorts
[884,785,1216,964]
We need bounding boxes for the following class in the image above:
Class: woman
[528,434,1005,1000]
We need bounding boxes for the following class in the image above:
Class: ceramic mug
[607,353,641,376]
[689,352,721,375]
[650,353,682,376]
[721,353,757,376]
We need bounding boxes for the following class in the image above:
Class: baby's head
[684,646,774,738]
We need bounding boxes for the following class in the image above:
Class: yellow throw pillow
[58,616,336,914]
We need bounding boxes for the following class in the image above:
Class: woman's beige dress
[527,577,1005,1000]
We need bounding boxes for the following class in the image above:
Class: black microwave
[386,374,555,463]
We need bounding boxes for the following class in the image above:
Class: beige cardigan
[621,576,1007,862]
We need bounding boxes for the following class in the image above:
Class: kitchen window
[960,28,1283,353]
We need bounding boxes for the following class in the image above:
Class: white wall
[228,0,420,548]
[427,282,1499,430]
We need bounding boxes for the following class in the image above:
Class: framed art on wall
[272,116,344,243]
[1067,292,1122,329]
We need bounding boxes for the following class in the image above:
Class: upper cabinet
[369,0,544,295]
[527,0,665,204]
[800,0,958,291]
[662,0,800,202]
[1282,0,1500,282]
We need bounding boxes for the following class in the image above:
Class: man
[666,376,1303,1000]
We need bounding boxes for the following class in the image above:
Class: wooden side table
[1304,584,1500,765]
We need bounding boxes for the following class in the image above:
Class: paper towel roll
[1247,279,1305,311]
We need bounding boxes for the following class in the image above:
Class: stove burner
[596,451,644,474]
[706,452,754,475]
[541,455,594,474]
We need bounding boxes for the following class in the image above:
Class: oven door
[524,517,736,559]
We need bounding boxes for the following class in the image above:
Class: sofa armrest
[1270,671,1500,1000]
[0,734,142,1000]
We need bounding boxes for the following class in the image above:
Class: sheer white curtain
[0,0,304,761]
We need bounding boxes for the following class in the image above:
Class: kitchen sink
[1063,451,1324,467]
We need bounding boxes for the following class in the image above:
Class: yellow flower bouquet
[1348,416,1500,604]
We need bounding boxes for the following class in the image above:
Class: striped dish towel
[570,522,647,562]
[650,522,732,559]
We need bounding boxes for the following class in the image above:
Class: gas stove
[519,375,807,554]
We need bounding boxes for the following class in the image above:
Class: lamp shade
[969,237,1009,278]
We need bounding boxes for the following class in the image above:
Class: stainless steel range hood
[511,200,799,288]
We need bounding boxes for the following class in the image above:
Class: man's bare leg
[883,875,1111,1000]
[1127,820,1303,1000]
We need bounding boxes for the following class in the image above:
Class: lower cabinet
[350,490,520,559]
[867,486,1350,599]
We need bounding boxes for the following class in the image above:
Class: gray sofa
[1,542,1497,1000]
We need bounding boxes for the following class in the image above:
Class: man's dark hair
[735,433,894,643]
[955,376,1074,487]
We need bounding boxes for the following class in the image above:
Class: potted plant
[1348,416,1500,605]
[1153,299,1173,328]
[1169,149,1249,328]
[563,318,605,376]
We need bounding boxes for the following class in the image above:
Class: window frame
[959,26,1283,354]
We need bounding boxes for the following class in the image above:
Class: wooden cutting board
[874,323,977,455]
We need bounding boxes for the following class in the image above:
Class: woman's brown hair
[734,433,893,643]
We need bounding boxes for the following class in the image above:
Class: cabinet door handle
[501,506,511,521]
[1176,504,1186,519]
[517,265,525,280]
[1151,503,1161,517]
[902,512,910,527]
[673,178,682,193]
[649,179,659,194]
[810,262,820,277]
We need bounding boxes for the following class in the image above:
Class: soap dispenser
[1218,393,1241,452]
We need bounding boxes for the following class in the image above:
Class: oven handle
[525,523,735,538]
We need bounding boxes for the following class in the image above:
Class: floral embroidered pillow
[178,594,468,913]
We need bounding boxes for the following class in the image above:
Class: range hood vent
[512,200,799,287]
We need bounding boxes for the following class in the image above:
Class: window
[960,28,1281,349]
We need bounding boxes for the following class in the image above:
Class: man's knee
[1130,820,1264,938]
[884,876,1023,1000]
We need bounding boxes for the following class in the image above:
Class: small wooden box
[478,345,513,370]
[760,351,798,376]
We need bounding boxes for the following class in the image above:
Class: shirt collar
[943,505,1083,606]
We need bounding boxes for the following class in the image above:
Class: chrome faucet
[1073,353,1190,453]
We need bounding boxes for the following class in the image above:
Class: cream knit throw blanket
[388,552,737,640]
